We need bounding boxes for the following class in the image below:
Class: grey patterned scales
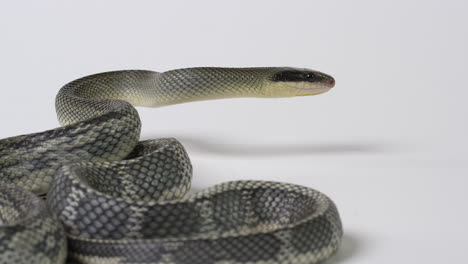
[0,67,341,263]
[0,183,67,264]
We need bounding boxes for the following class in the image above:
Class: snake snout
[324,76,335,88]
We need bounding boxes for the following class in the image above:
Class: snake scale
[0,67,342,264]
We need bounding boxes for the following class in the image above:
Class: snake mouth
[284,78,335,95]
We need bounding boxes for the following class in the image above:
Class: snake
[0,67,342,264]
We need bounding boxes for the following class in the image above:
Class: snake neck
[148,67,273,107]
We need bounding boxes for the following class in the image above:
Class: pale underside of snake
[0,67,342,264]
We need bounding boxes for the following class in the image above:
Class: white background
[1,0,467,263]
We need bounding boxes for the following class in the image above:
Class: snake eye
[306,73,317,81]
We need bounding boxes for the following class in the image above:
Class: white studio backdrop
[0,0,467,263]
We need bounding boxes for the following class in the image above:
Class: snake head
[264,68,335,97]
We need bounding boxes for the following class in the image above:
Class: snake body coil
[0,67,341,264]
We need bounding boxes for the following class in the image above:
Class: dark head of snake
[267,68,335,97]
